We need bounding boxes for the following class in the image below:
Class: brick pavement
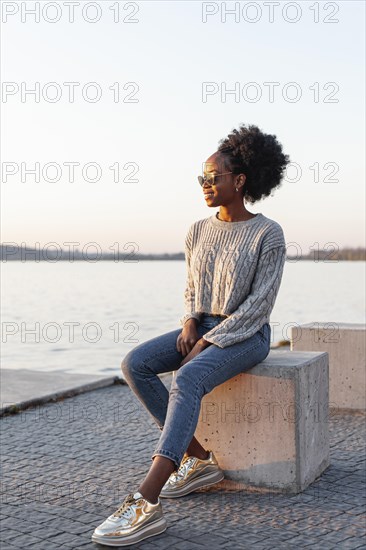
[1,377,365,549]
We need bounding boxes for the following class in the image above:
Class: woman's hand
[179,339,210,367]
[176,318,200,357]
[177,318,212,366]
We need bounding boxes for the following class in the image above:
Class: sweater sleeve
[179,224,202,327]
[202,244,286,348]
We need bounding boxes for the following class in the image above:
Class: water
[1,260,365,376]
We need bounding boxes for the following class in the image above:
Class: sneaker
[91,491,167,547]
[159,450,224,498]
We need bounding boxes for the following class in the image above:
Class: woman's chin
[204,198,216,206]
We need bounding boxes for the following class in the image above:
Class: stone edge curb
[0,376,126,418]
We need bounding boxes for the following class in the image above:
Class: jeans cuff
[151,449,181,470]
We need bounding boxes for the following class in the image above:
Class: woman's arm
[202,244,286,348]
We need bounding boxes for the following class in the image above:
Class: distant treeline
[1,245,365,262]
[304,248,366,261]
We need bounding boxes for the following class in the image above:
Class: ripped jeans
[121,314,271,469]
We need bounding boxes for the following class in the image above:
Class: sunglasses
[198,172,233,187]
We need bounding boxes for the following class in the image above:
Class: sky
[1,0,365,254]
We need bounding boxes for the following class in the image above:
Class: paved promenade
[0,368,119,416]
[1,376,365,549]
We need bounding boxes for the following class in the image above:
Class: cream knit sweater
[180,212,286,348]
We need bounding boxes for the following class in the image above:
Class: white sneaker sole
[160,469,225,498]
[91,517,167,547]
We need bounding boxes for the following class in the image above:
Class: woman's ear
[237,173,246,186]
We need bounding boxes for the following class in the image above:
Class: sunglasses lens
[198,175,214,186]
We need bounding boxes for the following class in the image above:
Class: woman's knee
[120,349,143,379]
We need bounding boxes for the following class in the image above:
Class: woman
[92,123,289,546]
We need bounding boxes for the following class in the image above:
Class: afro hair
[217,124,290,204]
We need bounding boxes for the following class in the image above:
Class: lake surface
[1,260,365,376]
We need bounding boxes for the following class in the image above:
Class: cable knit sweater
[180,212,286,348]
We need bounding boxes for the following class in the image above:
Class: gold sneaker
[160,450,224,498]
[91,491,167,547]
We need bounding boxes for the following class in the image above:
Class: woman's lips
[204,192,215,200]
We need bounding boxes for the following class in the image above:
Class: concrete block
[291,323,366,411]
[194,350,329,493]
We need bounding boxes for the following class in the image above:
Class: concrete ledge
[291,323,366,411]
[194,350,329,493]
[0,368,125,417]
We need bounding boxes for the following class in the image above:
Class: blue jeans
[121,314,271,469]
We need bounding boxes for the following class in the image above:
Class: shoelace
[113,493,138,518]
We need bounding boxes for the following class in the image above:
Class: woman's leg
[121,328,184,431]
[138,322,271,503]
[121,319,226,459]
